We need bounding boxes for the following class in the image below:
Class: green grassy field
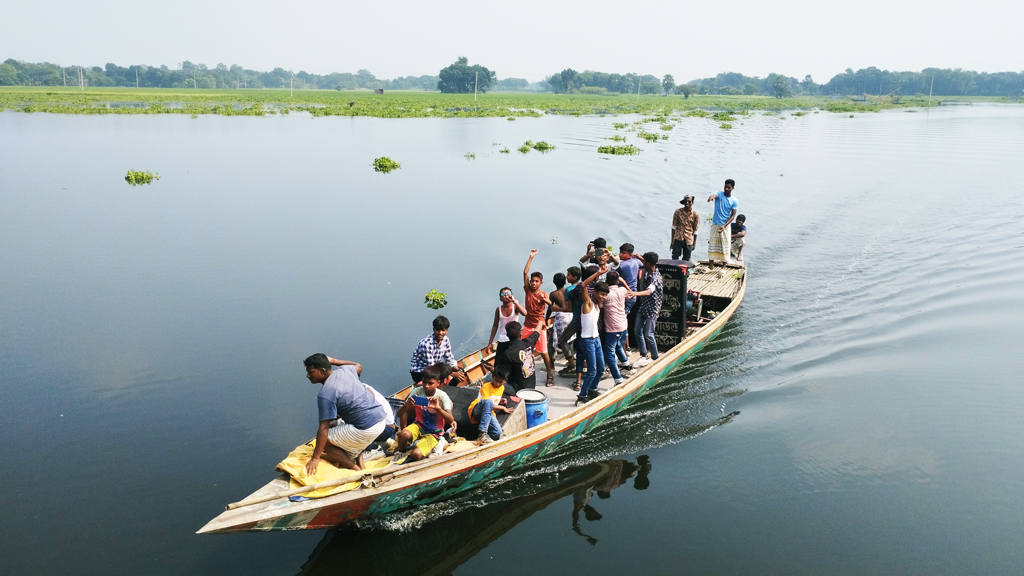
[0,86,1015,118]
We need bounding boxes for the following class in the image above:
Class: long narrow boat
[198,261,746,533]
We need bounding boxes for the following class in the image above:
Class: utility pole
[474,71,478,101]
[636,75,641,104]
[136,69,139,88]
[290,71,293,97]
[63,67,66,87]
[928,75,934,107]
[193,70,197,89]
[79,66,84,91]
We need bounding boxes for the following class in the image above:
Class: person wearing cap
[578,238,619,290]
[671,195,700,261]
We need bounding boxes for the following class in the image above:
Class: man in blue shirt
[303,353,388,474]
[706,179,739,264]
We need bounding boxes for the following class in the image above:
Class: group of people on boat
[300,179,747,474]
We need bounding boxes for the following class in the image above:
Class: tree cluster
[0,59,439,91]
[544,69,663,95]
[437,57,496,94]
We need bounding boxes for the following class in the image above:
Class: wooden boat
[198,260,746,534]
[297,458,644,575]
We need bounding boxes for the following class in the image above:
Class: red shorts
[520,324,548,354]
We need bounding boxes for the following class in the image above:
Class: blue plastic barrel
[517,389,549,428]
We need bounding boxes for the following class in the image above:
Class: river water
[1,105,1022,575]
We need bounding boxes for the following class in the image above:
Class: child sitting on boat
[730,214,747,262]
[395,364,455,462]
[469,365,515,446]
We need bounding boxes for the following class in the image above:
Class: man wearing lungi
[706,179,739,264]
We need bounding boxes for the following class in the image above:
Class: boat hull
[207,311,738,533]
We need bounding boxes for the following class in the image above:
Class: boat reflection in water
[297,456,653,576]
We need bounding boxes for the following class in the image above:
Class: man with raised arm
[523,250,556,387]
[303,353,388,474]
[707,179,739,264]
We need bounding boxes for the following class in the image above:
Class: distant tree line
[687,68,1024,98]
[0,59,440,91]
[4,58,1022,98]
[544,67,1024,98]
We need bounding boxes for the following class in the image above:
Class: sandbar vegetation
[0,87,958,119]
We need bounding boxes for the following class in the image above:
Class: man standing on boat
[707,179,738,264]
[302,354,388,474]
[671,196,700,261]
[409,315,468,385]
[523,250,556,387]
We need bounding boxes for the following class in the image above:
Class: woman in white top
[576,265,610,405]
[488,286,527,357]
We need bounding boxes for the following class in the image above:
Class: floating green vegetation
[660,124,673,131]
[613,122,628,129]
[712,112,737,122]
[906,109,918,113]
[372,157,401,173]
[720,123,733,130]
[792,111,808,117]
[637,131,660,142]
[424,289,448,310]
[499,147,510,153]
[0,88,948,120]
[598,144,641,155]
[605,135,627,142]
[125,170,159,186]
[532,141,556,151]
[762,111,776,116]
[524,140,534,147]
[849,114,855,118]
[518,145,531,153]
[465,152,476,160]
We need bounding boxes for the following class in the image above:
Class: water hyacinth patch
[373,157,401,173]
[532,141,556,152]
[424,289,448,310]
[125,170,159,186]
[597,144,641,155]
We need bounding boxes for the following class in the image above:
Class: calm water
[2,105,1023,575]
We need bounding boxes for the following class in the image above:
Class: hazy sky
[4,0,1021,82]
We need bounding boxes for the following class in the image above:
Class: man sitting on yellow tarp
[302,353,389,474]
[395,363,455,462]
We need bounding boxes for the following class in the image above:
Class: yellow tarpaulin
[275,440,406,499]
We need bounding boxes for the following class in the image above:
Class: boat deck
[535,261,743,420]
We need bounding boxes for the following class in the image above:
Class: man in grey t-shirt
[303,353,387,474]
